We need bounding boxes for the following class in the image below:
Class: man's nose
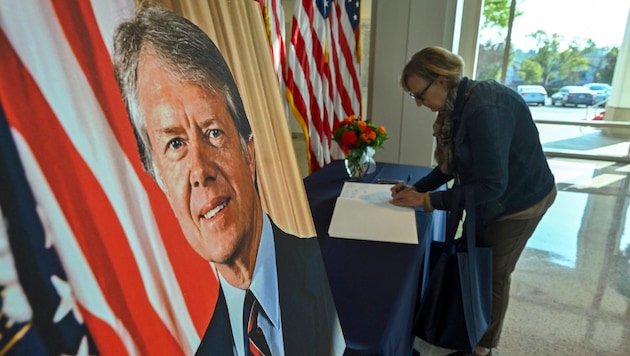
[189,143,216,188]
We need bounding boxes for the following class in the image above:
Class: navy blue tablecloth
[303,160,446,356]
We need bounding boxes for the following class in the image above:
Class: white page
[338,181,395,202]
[328,182,418,244]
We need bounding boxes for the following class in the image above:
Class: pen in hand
[392,175,412,195]
[392,183,406,195]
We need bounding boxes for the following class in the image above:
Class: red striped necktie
[244,289,272,356]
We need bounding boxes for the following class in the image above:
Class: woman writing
[390,46,556,356]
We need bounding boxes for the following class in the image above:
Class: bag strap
[444,184,463,244]
[443,182,479,251]
[419,182,474,299]
[418,184,462,296]
[452,78,481,118]
[463,185,478,253]
[465,81,482,98]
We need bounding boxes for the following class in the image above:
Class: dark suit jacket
[195,219,341,355]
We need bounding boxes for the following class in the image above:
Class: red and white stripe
[0,1,218,354]
[254,0,290,122]
[286,0,361,173]
[331,0,361,123]
[255,0,287,88]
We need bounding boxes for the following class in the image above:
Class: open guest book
[328,182,419,244]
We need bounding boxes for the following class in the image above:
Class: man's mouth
[202,199,229,219]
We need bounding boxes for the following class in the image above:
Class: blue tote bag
[413,184,492,352]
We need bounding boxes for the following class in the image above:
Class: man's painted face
[137,52,259,264]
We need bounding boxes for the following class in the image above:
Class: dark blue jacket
[413,78,555,225]
[195,219,340,355]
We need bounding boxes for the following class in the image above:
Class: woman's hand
[390,182,408,195]
[390,184,425,208]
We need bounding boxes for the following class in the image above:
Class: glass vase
[344,147,376,179]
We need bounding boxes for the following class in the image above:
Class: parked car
[517,85,547,106]
[583,83,611,107]
[591,110,606,120]
[551,86,595,107]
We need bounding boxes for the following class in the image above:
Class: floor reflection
[527,190,585,268]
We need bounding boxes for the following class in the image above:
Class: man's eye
[167,138,183,150]
[208,129,223,139]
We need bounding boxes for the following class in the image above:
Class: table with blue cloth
[303,160,446,356]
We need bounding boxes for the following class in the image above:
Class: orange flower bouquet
[333,115,388,178]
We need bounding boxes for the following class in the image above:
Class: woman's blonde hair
[400,46,464,92]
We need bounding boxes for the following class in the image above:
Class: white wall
[368,0,482,167]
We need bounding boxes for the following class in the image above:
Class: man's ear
[246,134,256,182]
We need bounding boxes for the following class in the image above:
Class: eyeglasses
[408,80,434,102]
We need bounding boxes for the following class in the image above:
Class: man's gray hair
[112,5,252,184]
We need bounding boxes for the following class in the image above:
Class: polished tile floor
[292,134,630,356]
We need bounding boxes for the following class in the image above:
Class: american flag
[286,0,362,173]
[0,1,217,354]
[254,0,287,90]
